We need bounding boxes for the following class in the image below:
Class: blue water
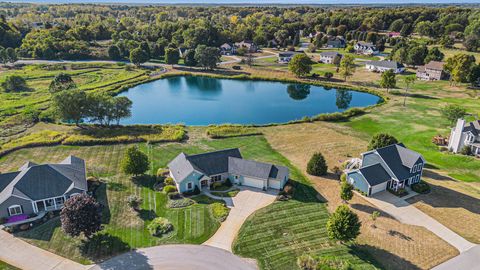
[118,76,381,125]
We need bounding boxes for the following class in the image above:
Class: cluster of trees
[0,4,478,60]
[50,73,132,126]
[444,53,479,86]
[1,75,28,92]
[0,46,17,64]
[390,41,445,67]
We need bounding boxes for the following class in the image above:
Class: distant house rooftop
[366,60,404,69]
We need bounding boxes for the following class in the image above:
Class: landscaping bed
[206,125,262,138]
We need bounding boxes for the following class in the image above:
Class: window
[211,175,222,182]
[8,205,22,216]
[187,182,193,189]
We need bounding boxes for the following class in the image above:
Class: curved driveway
[89,245,257,270]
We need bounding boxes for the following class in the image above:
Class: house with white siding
[448,119,480,156]
[346,144,425,196]
[365,60,405,73]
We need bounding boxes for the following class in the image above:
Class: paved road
[365,191,476,253]
[203,187,277,251]
[0,230,89,270]
[433,245,480,270]
[89,244,257,270]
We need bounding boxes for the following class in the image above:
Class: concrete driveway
[433,245,480,270]
[90,245,257,270]
[365,191,476,253]
[203,187,277,251]
[0,230,89,270]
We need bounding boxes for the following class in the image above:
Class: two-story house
[448,119,480,156]
[354,42,379,55]
[326,37,346,48]
[346,143,425,197]
[220,43,236,55]
[416,61,447,81]
[319,51,342,64]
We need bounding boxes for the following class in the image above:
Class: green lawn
[346,77,480,182]
[0,261,19,270]
[233,161,379,270]
[6,142,222,264]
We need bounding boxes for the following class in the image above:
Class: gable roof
[0,156,86,204]
[425,61,445,71]
[320,51,341,57]
[366,60,404,69]
[463,120,480,136]
[228,157,272,180]
[279,51,303,57]
[168,149,242,182]
[359,164,391,186]
[375,144,423,180]
[356,41,376,48]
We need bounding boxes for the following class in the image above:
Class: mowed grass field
[0,261,19,270]
[233,163,379,270]
[0,135,378,269]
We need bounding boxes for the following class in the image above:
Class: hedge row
[0,131,68,157]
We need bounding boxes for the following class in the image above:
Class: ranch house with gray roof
[0,156,87,220]
[346,143,425,196]
[168,148,289,193]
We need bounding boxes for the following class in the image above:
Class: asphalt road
[89,244,258,270]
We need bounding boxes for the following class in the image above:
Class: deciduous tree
[379,69,396,92]
[326,205,361,242]
[61,194,102,238]
[288,54,312,77]
[339,55,355,81]
[121,146,150,176]
[368,133,398,150]
[49,73,77,93]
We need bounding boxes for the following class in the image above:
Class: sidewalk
[364,191,475,253]
[0,230,89,270]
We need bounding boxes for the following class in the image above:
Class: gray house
[320,51,342,64]
[326,36,346,48]
[346,144,425,196]
[168,148,289,193]
[448,119,480,156]
[0,156,87,219]
[365,60,405,74]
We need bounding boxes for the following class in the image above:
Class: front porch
[32,195,68,213]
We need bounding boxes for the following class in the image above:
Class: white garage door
[371,182,388,195]
[269,180,281,189]
[243,177,264,189]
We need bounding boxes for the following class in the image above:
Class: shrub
[224,178,232,187]
[120,146,149,176]
[60,194,102,238]
[307,152,328,176]
[411,181,430,194]
[164,177,175,186]
[459,145,472,156]
[184,185,200,196]
[340,180,354,202]
[368,133,398,150]
[211,182,223,190]
[163,185,177,194]
[232,65,242,70]
[340,173,347,182]
[297,254,317,270]
[156,168,169,178]
[324,72,334,79]
[167,192,181,200]
[211,202,229,222]
[147,217,173,237]
[1,75,29,92]
[167,197,194,208]
[127,195,143,210]
[326,205,361,242]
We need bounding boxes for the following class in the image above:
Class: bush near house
[411,181,431,194]
[211,202,229,222]
[163,185,177,194]
[164,177,175,186]
[147,217,173,237]
[307,152,328,176]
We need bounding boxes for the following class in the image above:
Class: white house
[448,119,480,156]
[319,51,342,64]
[354,42,379,55]
[365,60,405,73]
[278,51,304,63]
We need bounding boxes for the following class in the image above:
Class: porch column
[53,198,57,210]
[43,200,47,210]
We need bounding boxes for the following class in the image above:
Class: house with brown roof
[416,61,447,81]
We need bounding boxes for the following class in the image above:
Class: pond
[118,76,382,125]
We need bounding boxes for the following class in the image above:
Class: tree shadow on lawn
[95,182,112,224]
[14,216,59,241]
[351,244,421,270]
[80,233,131,263]
[132,175,157,189]
[350,203,395,220]
[137,209,156,221]
[93,247,153,270]
[290,179,327,203]
[407,180,480,215]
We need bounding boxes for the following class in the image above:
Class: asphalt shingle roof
[0,156,87,203]
[360,164,391,186]
[228,157,272,179]
[320,51,341,57]
[375,144,422,180]
[187,148,242,176]
[366,60,404,69]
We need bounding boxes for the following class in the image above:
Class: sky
[5,0,480,4]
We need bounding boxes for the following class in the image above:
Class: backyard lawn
[233,159,379,270]
[0,261,19,270]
